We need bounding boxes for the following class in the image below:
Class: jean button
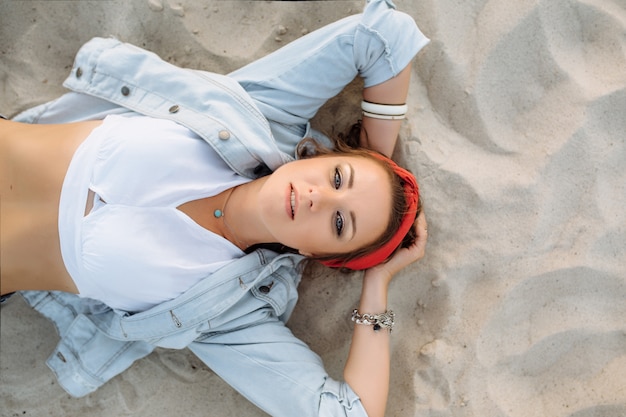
[121,86,130,96]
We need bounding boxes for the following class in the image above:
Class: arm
[360,63,413,158]
[344,211,428,417]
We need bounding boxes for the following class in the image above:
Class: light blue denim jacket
[15,1,429,415]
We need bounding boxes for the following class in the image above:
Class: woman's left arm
[359,63,413,158]
[343,210,428,417]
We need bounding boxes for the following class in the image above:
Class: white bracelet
[362,111,406,120]
[361,100,407,119]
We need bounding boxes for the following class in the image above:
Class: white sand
[1,1,625,416]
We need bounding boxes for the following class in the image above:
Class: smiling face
[257,155,393,256]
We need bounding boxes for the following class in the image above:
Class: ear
[298,250,314,257]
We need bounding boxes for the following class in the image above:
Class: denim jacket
[15,1,429,415]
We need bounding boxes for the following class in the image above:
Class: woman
[1,1,429,416]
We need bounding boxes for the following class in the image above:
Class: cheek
[291,224,330,251]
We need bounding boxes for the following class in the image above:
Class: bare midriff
[1,119,102,294]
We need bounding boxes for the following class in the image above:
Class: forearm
[343,270,392,417]
[342,210,428,417]
[360,64,412,157]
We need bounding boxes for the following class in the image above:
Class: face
[257,155,392,256]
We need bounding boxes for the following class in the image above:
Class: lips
[286,183,297,220]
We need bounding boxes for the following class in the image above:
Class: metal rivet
[169,105,180,113]
[218,130,230,140]
[121,86,130,96]
[170,310,182,328]
[56,352,67,363]
[76,67,83,78]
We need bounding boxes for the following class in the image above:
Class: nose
[307,186,337,212]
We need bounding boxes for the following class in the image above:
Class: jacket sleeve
[15,36,292,178]
[228,0,429,148]
[20,291,155,397]
[188,318,368,417]
[12,91,134,124]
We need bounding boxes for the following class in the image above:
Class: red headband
[320,152,419,270]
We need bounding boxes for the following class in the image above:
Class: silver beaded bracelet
[351,308,395,332]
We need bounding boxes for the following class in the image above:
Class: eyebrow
[347,162,356,240]
[350,211,356,241]
[348,162,355,189]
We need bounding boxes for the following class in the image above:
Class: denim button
[259,285,270,294]
[169,105,180,113]
[76,67,83,78]
[121,86,130,96]
[218,130,230,140]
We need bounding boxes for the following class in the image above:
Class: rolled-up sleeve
[355,0,430,88]
[189,318,367,417]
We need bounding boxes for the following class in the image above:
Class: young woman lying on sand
[0,1,429,416]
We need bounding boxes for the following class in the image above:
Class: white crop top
[59,115,249,312]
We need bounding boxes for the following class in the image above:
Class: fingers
[401,212,428,260]
[413,210,428,257]
[378,211,428,275]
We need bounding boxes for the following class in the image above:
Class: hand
[366,210,428,285]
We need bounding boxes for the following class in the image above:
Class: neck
[222,178,273,250]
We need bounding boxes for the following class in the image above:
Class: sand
[1,0,625,416]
